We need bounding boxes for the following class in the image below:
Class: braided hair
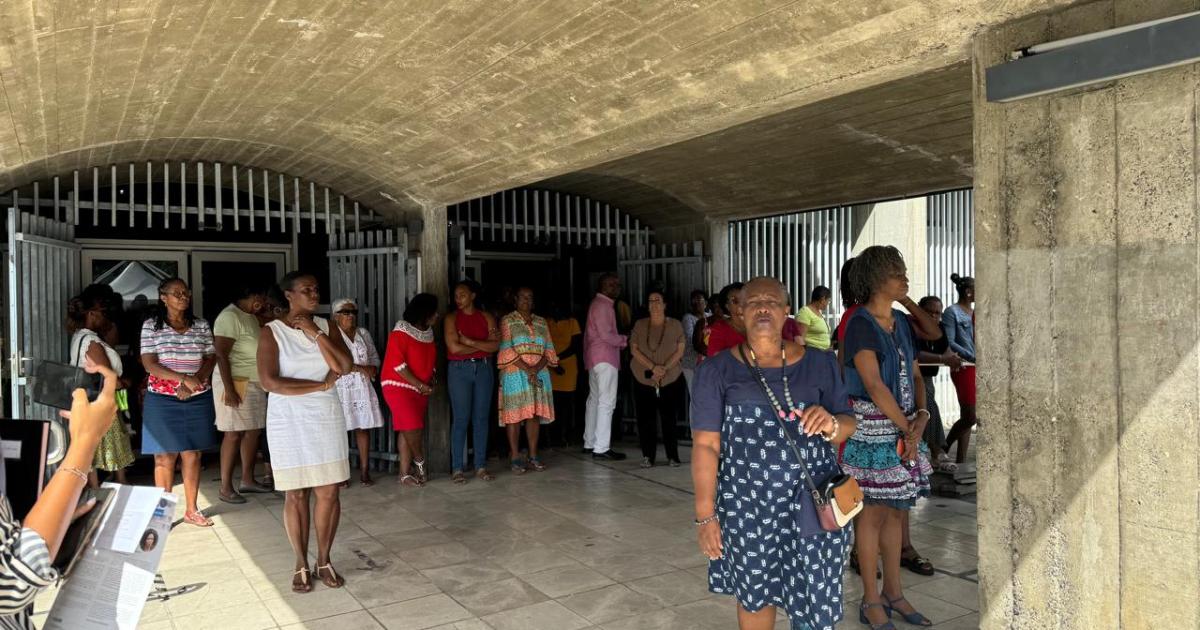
[845,246,906,304]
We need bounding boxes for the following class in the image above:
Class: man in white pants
[583,273,628,460]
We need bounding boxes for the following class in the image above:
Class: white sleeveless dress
[265,317,349,490]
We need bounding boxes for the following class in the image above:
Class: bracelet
[915,409,930,419]
[694,514,718,526]
[823,416,840,442]
[58,466,89,482]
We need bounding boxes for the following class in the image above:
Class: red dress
[705,319,746,357]
[381,320,437,431]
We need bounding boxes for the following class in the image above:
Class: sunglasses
[162,290,191,299]
[336,309,358,315]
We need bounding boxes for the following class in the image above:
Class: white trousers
[584,363,619,453]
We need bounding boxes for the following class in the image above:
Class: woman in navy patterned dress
[691,277,858,630]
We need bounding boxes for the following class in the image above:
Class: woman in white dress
[331,297,385,487]
[258,272,353,593]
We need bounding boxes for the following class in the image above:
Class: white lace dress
[336,327,385,431]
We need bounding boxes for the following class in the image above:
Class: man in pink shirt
[583,273,628,460]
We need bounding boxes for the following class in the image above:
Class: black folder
[0,418,49,521]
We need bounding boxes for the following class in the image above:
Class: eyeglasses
[162,290,191,299]
[336,309,358,315]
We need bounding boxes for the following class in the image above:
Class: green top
[213,303,261,381]
[796,304,831,350]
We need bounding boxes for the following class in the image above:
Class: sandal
[399,474,423,487]
[360,472,375,487]
[183,510,213,527]
[316,563,345,588]
[510,458,527,474]
[885,595,932,627]
[413,459,427,483]
[218,491,246,504]
[452,470,467,485]
[476,468,495,482]
[527,457,546,472]
[292,567,313,593]
[901,547,936,576]
[859,601,896,630]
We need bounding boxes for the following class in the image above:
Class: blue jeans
[448,359,494,471]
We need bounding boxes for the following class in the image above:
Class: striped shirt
[0,497,55,630]
[140,318,216,396]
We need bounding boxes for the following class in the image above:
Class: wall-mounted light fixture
[986,11,1200,102]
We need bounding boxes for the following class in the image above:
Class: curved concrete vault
[0,0,1069,225]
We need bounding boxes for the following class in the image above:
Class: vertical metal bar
[324,187,331,235]
[310,182,317,234]
[197,163,205,229]
[127,164,135,227]
[109,166,117,227]
[180,162,188,229]
[232,166,240,232]
[293,177,301,235]
[354,201,360,233]
[532,191,540,242]
[52,176,60,222]
[279,174,286,233]
[584,199,592,248]
[263,169,271,233]
[248,169,256,232]
[72,170,80,225]
[339,195,346,236]
[488,194,495,242]
[215,163,223,230]
[499,191,507,243]
[146,162,153,228]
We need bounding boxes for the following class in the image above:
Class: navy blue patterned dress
[691,349,853,630]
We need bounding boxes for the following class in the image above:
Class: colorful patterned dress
[497,311,558,425]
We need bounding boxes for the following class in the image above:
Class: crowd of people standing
[37,248,976,626]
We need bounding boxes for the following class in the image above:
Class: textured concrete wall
[419,203,452,472]
[850,199,929,300]
[0,0,1073,221]
[974,2,1200,628]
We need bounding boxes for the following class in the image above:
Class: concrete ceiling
[537,62,972,227]
[0,0,1071,222]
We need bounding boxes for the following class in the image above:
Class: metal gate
[617,241,707,314]
[327,228,419,471]
[7,208,82,418]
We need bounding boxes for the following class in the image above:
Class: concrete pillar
[708,218,729,292]
[418,203,452,473]
[850,198,929,299]
[974,2,1199,628]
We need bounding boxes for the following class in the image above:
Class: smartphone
[53,487,115,578]
[31,360,102,410]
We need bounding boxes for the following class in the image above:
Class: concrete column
[850,198,929,298]
[708,218,729,292]
[418,203,452,473]
[974,2,1199,628]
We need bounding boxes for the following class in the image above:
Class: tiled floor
[31,444,980,629]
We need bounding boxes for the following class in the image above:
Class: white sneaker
[640,457,653,468]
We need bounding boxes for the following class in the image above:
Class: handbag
[737,345,864,532]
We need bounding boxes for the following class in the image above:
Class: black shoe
[592,450,627,461]
[581,448,592,455]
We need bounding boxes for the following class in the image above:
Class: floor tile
[170,599,280,630]
[280,609,385,629]
[445,576,549,616]
[518,563,615,598]
[481,600,592,630]
[399,543,482,570]
[421,561,515,593]
[343,560,442,609]
[557,583,663,624]
[626,570,713,606]
[262,586,364,625]
[910,576,981,611]
[370,593,474,630]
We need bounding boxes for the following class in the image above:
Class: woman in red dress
[705,282,747,357]
[381,293,439,487]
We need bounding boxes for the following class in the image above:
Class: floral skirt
[94,415,135,472]
[840,398,932,509]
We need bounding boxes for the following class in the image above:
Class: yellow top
[796,305,831,350]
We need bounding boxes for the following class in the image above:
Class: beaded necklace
[744,342,801,420]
